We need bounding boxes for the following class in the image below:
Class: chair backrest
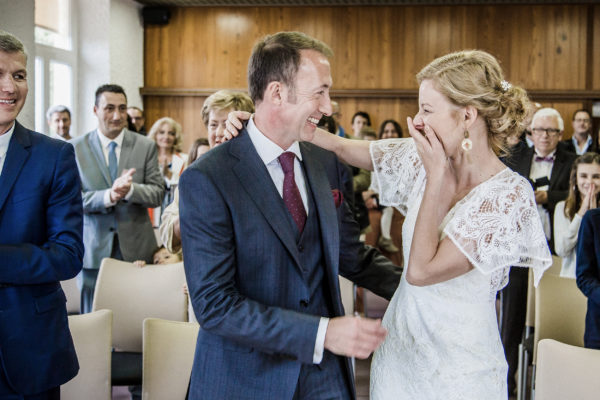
[92,258,188,352]
[61,276,81,314]
[535,339,600,400]
[548,255,562,276]
[524,268,536,328]
[61,309,112,400]
[142,318,199,400]
[533,273,587,362]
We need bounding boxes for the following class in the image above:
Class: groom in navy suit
[180,32,401,399]
[0,31,83,399]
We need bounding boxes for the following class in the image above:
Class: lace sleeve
[444,171,552,286]
[369,138,424,215]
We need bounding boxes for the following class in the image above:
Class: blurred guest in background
[46,104,72,141]
[147,117,187,226]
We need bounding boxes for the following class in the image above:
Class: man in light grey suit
[71,84,164,313]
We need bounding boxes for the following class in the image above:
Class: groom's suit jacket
[180,129,401,400]
[70,129,164,268]
[0,122,83,395]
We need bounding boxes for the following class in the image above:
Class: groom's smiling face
[279,49,333,144]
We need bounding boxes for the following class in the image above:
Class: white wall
[0,0,36,129]
[77,0,144,134]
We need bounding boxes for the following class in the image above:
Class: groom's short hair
[247,31,333,104]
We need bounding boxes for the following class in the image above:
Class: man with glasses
[513,107,576,248]
[560,109,596,155]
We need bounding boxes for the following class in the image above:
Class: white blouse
[553,200,582,278]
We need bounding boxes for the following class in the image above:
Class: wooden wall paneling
[143,5,597,146]
[592,5,600,90]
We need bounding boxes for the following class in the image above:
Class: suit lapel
[89,130,112,185]
[230,130,302,268]
[300,142,340,276]
[0,122,31,212]
[550,148,568,189]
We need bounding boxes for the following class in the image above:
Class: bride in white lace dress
[310,50,552,399]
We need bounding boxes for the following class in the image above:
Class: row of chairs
[517,255,588,400]
[60,258,193,399]
[62,310,198,399]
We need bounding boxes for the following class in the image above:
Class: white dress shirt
[97,128,134,207]
[0,123,15,176]
[530,149,555,240]
[246,117,328,364]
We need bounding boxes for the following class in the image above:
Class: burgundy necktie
[279,152,307,233]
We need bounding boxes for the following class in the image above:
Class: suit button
[298,245,304,252]
[300,300,308,307]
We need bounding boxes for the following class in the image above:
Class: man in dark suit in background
[512,107,576,249]
[71,84,164,313]
[0,30,83,399]
[180,31,401,400]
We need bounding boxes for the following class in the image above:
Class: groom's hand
[324,316,387,359]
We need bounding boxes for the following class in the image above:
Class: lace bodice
[368,138,552,399]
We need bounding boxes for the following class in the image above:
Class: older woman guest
[147,117,187,226]
[159,90,254,254]
[554,152,600,277]
[226,49,552,398]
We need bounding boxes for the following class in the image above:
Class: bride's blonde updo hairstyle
[416,50,532,156]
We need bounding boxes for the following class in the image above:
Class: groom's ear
[264,81,284,106]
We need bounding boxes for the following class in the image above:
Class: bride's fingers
[407,117,430,148]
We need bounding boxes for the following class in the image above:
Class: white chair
[535,339,600,400]
[142,318,199,399]
[61,276,81,315]
[529,273,587,398]
[92,258,188,387]
[61,309,112,400]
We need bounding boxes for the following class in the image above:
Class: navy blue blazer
[179,129,400,399]
[0,122,83,394]
[576,208,600,349]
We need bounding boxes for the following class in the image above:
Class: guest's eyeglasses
[531,127,561,137]
[574,118,591,124]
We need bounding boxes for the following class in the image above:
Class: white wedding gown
[368,139,551,400]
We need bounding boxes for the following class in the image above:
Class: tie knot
[279,152,296,174]
[108,141,117,151]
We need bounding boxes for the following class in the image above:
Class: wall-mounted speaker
[141,6,171,26]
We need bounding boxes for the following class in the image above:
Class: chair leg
[530,364,536,400]
[517,343,523,399]
[518,348,529,400]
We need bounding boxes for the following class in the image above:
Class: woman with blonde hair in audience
[554,152,600,278]
[227,49,552,399]
[147,117,188,226]
[159,90,254,254]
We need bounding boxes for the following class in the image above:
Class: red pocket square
[332,189,343,208]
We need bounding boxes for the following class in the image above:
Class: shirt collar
[572,135,592,146]
[246,116,302,165]
[0,122,15,157]
[97,128,126,149]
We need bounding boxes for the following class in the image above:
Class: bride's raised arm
[225,110,374,170]
[310,127,373,171]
